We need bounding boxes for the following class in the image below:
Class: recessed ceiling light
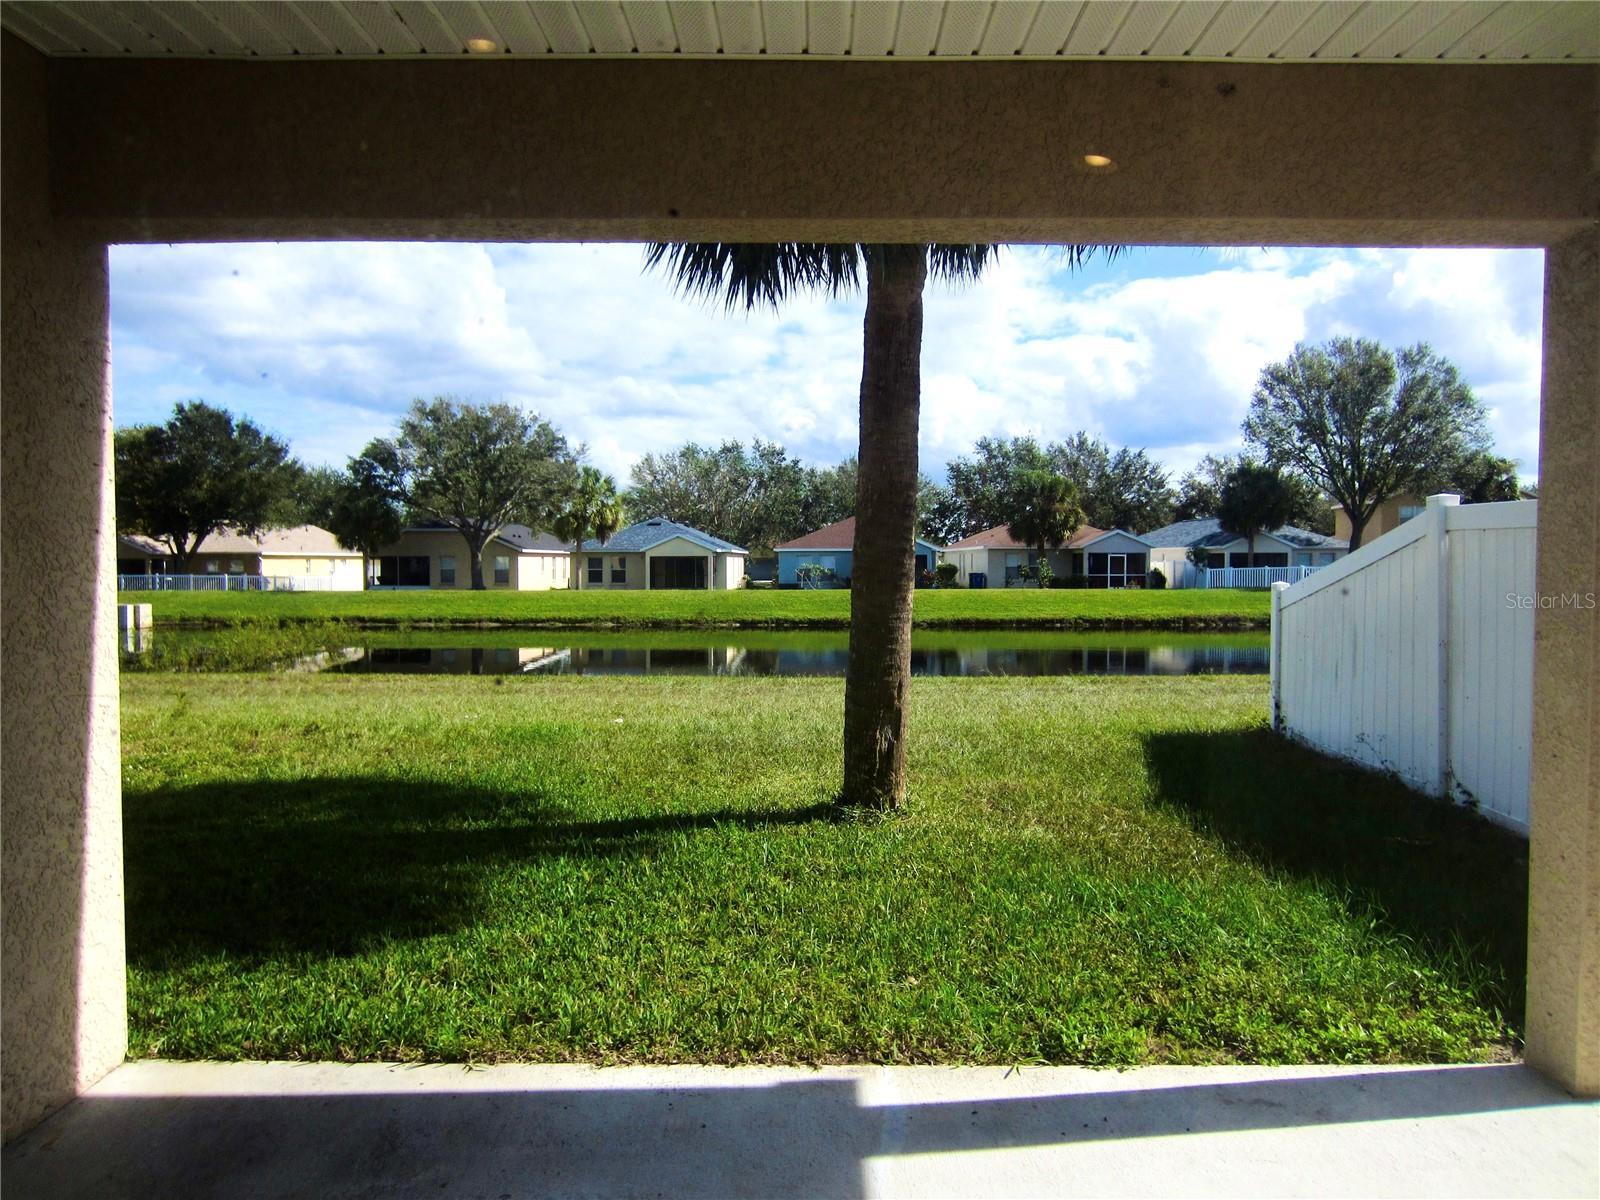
[1083,153,1116,170]
[465,37,498,53]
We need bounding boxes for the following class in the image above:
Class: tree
[625,439,814,555]
[1004,470,1084,580]
[1443,450,1521,503]
[114,400,298,571]
[802,457,859,533]
[943,436,1053,538]
[322,460,403,587]
[645,242,1116,810]
[1244,338,1489,550]
[1217,462,1296,566]
[269,463,344,529]
[1174,452,1332,533]
[552,466,624,589]
[1048,432,1174,532]
[356,397,577,589]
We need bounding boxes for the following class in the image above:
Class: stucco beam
[44,54,1597,246]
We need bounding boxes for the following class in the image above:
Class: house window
[1399,505,1424,523]
[1205,553,1226,569]
[205,561,220,573]
[610,557,627,584]
[439,555,456,585]
[229,559,245,574]
[1004,552,1026,584]
[493,555,510,585]
[587,556,603,584]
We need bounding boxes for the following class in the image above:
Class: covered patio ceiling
[2,0,1596,62]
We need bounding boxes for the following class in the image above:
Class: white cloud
[109,242,1545,487]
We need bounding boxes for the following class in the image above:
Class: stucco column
[1525,226,1600,1097]
[2,36,127,1139]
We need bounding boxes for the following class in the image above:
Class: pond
[122,628,1270,677]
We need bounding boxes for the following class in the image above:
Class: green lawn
[118,586,1270,630]
[122,673,1525,1066]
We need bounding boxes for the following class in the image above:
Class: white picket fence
[117,574,343,592]
[1203,564,1321,589]
[1268,494,1536,834]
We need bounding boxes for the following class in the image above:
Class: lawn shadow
[1140,728,1528,1023]
[124,777,840,967]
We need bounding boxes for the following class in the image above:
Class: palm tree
[552,466,624,589]
[645,242,1116,810]
[1006,470,1084,584]
[1217,462,1295,567]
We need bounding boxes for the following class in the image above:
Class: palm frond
[643,243,864,312]
[925,244,1001,283]
[1054,244,1128,272]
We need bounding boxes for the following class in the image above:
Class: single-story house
[116,525,366,589]
[1141,518,1349,587]
[1333,493,1426,544]
[943,523,1114,587]
[373,523,572,589]
[773,516,941,587]
[579,516,747,590]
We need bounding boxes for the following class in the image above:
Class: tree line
[115,336,1526,591]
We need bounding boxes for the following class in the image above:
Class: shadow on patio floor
[4,1062,1594,1199]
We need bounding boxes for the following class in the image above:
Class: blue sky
[110,243,1545,485]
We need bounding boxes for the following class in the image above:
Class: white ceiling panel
[386,2,460,53]
[1272,0,1362,56]
[1104,1,1179,56]
[476,1,551,51]
[3,0,1593,59]
[892,0,945,54]
[933,0,992,55]
[620,1,678,52]
[667,0,719,51]
[805,0,850,53]
[1443,1,1553,58]
[1190,0,1273,56]
[530,1,595,52]
[1018,0,1082,54]
[851,0,899,54]
[344,1,426,52]
[1062,0,1131,54]
[714,0,764,53]
[1144,2,1223,55]
[977,0,1036,54]
[572,1,636,51]
[1319,2,1415,58]
[760,0,804,52]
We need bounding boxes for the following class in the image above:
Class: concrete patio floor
[4,1060,1596,1199]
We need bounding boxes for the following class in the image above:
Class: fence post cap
[1270,581,1290,592]
[1425,493,1462,508]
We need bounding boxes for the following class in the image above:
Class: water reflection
[332,640,1268,677]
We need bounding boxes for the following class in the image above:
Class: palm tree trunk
[841,247,927,811]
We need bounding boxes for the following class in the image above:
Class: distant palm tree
[1007,470,1084,583]
[1218,462,1295,567]
[645,243,1116,810]
[552,466,624,590]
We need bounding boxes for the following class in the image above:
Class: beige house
[578,517,747,590]
[1333,494,1427,545]
[374,524,572,589]
[942,524,1107,587]
[116,525,366,589]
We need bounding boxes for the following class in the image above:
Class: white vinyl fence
[1269,494,1536,834]
[1204,564,1321,589]
[118,574,344,592]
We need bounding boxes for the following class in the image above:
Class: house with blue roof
[1140,517,1348,588]
[773,516,942,588]
[578,517,748,590]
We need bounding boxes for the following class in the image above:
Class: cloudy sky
[110,242,1545,485]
